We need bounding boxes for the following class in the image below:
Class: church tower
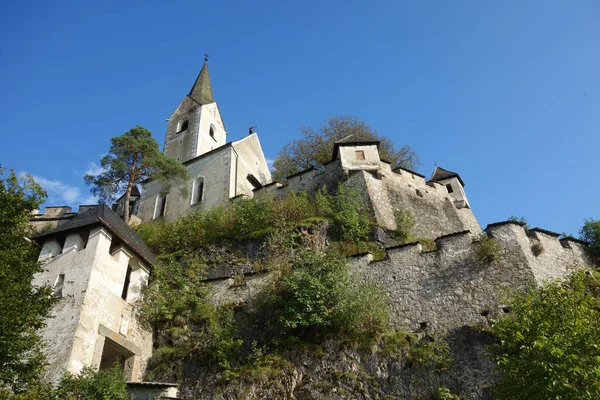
[163,57,227,163]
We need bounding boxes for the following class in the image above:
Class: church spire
[188,55,214,104]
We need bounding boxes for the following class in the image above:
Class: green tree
[0,167,55,392]
[85,125,188,222]
[272,115,420,181]
[580,218,600,265]
[54,365,129,400]
[491,271,600,399]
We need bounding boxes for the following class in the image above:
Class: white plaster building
[32,205,156,384]
[137,59,272,223]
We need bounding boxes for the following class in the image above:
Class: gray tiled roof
[33,205,157,267]
[428,166,465,187]
[189,60,214,105]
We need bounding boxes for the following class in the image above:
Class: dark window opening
[502,307,511,314]
[177,120,189,133]
[416,189,423,197]
[121,266,132,301]
[53,274,65,297]
[355,150,365,160]
[155,195,166,219]
[191,178,204,205]
[446,184,454,193]
[247,174,262,190]
[419,321,428,329]
[80,230,89,250]
[99,337,133,373]
[481,309,490,317]
[57,235,66,254]
[209,125,216,140]
[109,237,123,255]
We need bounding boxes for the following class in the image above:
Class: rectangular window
[121,266,132,301]
[355,150,365,160]
[191,178,204,205]
[446,184,454,194]
[53,274,65,297]
[154,195,166,219]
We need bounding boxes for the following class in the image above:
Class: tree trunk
[123,154,138,223]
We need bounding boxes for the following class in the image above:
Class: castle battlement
[347,220,589,332]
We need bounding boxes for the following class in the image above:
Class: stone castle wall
[254,158,481,239]
[348,221,590,333]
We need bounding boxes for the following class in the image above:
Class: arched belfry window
[209,125,216,140]
[154,194,166,219]
[191,177,204,205]
[177,119,189,134]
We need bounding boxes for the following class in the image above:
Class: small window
[446,184,454,194]
[209,125,216,140]
[191,178,204,205]
[154,195,166,219]
[177,119,189,133]
[53,274,65,297]
[121,266,132,301]
[416,189,423,197]
[355,150,365,160]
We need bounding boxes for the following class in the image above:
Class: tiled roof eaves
[286,166,315,180]
[392,166,425,178]
[560,236,589,246]
[530,227,561,237]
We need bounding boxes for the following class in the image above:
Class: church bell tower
[163,57,227,163]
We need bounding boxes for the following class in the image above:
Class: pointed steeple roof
[429,166,465,186]
[189,58,215,105]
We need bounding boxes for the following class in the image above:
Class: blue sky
[1,1,598,236]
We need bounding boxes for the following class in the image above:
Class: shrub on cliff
[272,251,389,341]
[491,270,600,399]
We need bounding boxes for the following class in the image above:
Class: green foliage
[491,271,600,399]
[435,387,460,400]
[508,215,530,231]
[325,185,371,242]
[84,125,188,222]
[580,218,600,264]
[137,185,371,257]
[272,115,420,181]
[391,209,416,243]
[474,234,502,264]
[0,167,56,392]
[54,365,129,400]
[5,366,129,400]
[407,335,453,372]
[272,251,389,341]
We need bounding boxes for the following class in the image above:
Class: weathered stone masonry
[348,221,590,333]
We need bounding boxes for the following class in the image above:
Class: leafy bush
[5,366,130,400]
[491,271,600,399]
[272,251,389,341]
[407,335,453,372]
[435,387,460,400]
[326,185,371,242]
[474,234,502,264]
[54,365,129,400]
[391,209,415,243]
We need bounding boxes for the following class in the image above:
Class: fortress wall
[254,161,345,198]
[361,165,481,237]
[349,222,590,332]
[254,160,481,241]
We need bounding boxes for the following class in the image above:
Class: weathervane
[204,53,209,62]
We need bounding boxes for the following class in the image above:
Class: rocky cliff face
[179,327,497,399]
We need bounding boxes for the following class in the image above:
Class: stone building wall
[254,157,480,239]
[33,226,152,384]
[348,221,590,333]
